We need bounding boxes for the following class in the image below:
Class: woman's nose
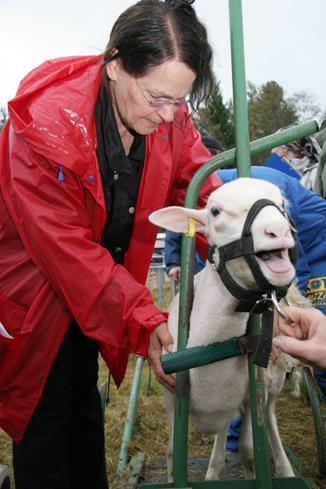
[157,104,177,123]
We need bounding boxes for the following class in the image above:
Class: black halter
[207,198,297,314]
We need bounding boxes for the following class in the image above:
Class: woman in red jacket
[0,0,221,487]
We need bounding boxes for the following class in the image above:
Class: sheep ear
[149,207,207,235]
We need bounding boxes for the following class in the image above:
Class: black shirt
[94,83,145,264]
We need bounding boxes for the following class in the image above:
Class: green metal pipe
[171,236,194,486]
[229,1,272,486]
[184,120,318,208]
[117,355,145,474]
[229,0,251,176]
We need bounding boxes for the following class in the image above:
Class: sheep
[149,177,299,481]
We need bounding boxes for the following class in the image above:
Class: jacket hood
[8,55,103,176]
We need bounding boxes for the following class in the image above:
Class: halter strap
[207,198,296,313]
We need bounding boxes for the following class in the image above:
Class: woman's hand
[148,323,175,392]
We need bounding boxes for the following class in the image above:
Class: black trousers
[13,320,108,489]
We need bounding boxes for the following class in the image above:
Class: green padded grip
[161,337,242,374]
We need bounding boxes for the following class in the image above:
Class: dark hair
[202,134,224,152]
[103,0,215,112]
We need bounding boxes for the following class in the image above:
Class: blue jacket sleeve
[164,231,182,272]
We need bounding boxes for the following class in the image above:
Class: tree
[195,82,235,149]
[288,91,323,123]
[247,81,298,142]
[247,81,299,163]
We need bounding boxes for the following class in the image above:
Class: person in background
[165,133,223,283]
[263,131,321,191]
[315,119,326,198]
[263,127,326,395]
[0,1,221,488]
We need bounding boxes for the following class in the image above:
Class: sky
[1,0,326,115]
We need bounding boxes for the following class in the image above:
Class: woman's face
[106,59,196,135]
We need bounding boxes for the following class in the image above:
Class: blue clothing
[263,153,301,180]
[218,166,326,314]
[227,417,242,452]
[165,230,204,275]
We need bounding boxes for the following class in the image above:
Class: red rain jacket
[0,55,221,442]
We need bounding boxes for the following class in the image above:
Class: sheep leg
[239,407,254,478]
[163,390,175,482]
[166,422,174,482]
[290,366,303,399]
[267,394,294,477]
[205,428,228,480]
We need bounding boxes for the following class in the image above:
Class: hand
[148,322,175,393]
[168,266,181,283]
[273,306,326,368]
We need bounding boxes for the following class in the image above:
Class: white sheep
[150,178,297,481]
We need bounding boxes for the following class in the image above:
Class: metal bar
[117,355,145,473]
[229,0,251,177]
[247,316,272,488]
[184,120,318,209]
[171,235,195,486]
[228,0,272,486]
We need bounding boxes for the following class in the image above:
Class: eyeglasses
[136,79,189,108]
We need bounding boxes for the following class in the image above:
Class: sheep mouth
[255,248,293,274]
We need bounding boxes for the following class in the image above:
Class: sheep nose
[264,222,291,238]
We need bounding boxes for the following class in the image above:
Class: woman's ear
[106,59,119,81]
[106,49,120,81]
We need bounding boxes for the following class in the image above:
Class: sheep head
[150,178,296,291]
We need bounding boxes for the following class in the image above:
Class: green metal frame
[117,356,145,474]
[139,0,319,488]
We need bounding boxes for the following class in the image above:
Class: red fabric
[0,55,222,442]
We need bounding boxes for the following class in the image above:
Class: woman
[0,1,220,487]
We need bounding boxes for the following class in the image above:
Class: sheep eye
[211,207,221,217]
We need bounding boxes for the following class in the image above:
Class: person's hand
[168,266,181,283]
[148,323,176,393]
[273,306,326,368]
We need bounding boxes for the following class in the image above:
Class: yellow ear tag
[186,217,196,238]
